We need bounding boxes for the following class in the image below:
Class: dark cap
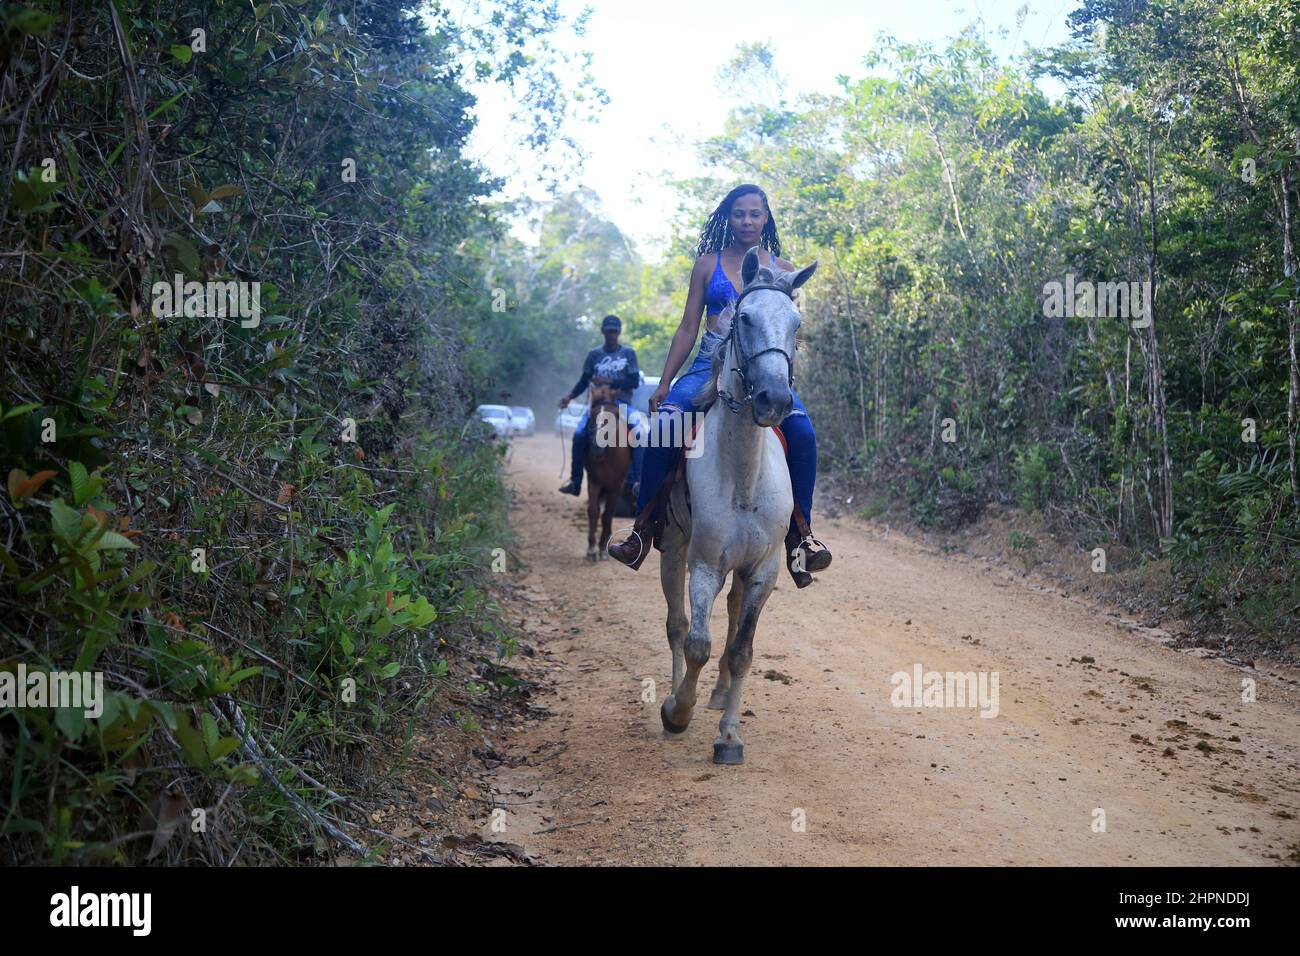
[600,314,622,332]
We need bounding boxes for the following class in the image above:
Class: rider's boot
[607,499,662,570]
[784,520,832,589]
[802,534,832,573]
[558,477,581,496]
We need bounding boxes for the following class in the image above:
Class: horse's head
[589,378,617,408]
[702,246,817,427]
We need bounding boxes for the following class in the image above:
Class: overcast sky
[446,0,1077,256]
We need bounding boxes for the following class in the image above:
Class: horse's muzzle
[751,386,792,427]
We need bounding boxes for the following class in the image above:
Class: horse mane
[693,303,731,411]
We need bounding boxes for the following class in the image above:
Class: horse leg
[586,480,600,561]
[598,483,614,558]
[707,574,743,710]
[713,555,780,765]
[660,562,724,735]
[660,523,688,695]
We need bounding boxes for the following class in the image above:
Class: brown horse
[584,380,632,561]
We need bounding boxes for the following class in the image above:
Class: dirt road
[485,434,1300,865]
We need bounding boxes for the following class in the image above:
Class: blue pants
[637,331,815,536]
[570,401,645,489]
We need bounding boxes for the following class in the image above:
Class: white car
[475,404,513,439]
[631,375,661,416]
[554,400,587,437]
[509,406,536,436]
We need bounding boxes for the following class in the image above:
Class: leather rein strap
[716,282,797,414]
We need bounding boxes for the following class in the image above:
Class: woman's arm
[650,256,711,411]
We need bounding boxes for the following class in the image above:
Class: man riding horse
[557,314,646,498]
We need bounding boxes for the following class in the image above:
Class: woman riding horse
[607,184,832,587]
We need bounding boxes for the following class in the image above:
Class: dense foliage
[4,0,1297,866]
[0,0,584,863]
[572,1,1298,648]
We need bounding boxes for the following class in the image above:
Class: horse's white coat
[657,247,817,762]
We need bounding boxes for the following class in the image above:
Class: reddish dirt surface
[477,434,1300,866]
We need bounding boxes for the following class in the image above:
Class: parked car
[475,404,513,439]
[554,399,586,437]
[508,406,536,436]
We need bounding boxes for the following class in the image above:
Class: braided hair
[695,184,783,259]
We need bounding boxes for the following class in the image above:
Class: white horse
[657,247,817,764]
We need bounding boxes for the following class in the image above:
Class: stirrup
[608,526,651,570]
[799,533,832,573]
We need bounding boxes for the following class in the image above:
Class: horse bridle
[716,282,797,415]
[588,381,624,459]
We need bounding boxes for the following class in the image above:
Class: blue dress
[637,249,816,533]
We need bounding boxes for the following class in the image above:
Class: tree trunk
[831,246,869,452]
[1145,132,1174,541]
[1278,140,1300,507]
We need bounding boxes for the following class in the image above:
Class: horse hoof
[660,699,690,735]
[598,550,608,561]
[706,690,727,711]
[586,551,598,562]
[713,741,744,765]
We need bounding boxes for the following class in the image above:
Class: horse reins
[716,282,797,415]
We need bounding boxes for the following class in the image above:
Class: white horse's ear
[740,246,764,287]
[789,260,817,291]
